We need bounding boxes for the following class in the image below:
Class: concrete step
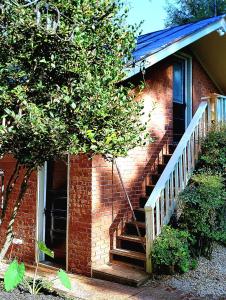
[92,263,150,287]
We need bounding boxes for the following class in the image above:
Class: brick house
[0,15,226,284]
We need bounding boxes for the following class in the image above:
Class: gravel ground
[154,243,226,299]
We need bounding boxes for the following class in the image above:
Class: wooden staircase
[93,94,226,286]
[109,143,177,271]
[93,143,177,286]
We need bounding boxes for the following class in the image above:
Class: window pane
[173,62,184,104]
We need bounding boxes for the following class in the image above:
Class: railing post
[145,207,154,273]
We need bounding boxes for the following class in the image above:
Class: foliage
[0,0,151,260]
[4,242,71,294]
[198,125,226,173]
[57,269,72,290]
[0,0,149,166]
[4,260,25,292]
[165,0,226,26]
[178,172,226,258]
[37,241,54,258]
[152,226,194,274]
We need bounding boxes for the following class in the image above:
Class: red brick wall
[192,59,219,112]
[67,154,92,276]
[0,155,37,263]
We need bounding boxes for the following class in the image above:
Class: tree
[0,0,150,260]
[165,0,226,27]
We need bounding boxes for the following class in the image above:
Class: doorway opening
[38,158,68,268]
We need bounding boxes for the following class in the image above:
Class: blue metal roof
[132,15,225,62]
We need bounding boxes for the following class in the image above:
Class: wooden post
[145,207,154,273]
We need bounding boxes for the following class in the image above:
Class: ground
[1,243,226,300]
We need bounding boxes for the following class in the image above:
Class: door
[173,59,186,143]
[38,159,68,267]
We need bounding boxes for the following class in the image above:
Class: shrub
[199,125,226,173]
[178,172,226,258]
[152,226,194,274]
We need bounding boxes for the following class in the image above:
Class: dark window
[173,61,185,104]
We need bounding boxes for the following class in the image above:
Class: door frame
[174,52,193,129]
[36,157,70,270]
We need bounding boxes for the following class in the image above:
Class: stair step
[158,164,166,174]
[131,221,146,228]
[125,222,146,236]
[92,263,149,287]
[163,154,172,164]
[168,144,178,154]
[110,249,146,261]
[117,234,146,244]
[134,208,145,222]
[139,197,147,208]
[151,174,161,184]
[145,185,155,196]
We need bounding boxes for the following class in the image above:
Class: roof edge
[125,16,226,80]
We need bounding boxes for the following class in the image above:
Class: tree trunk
[0,160,21,222]
[0,168,33,261]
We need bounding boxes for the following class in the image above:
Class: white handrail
[145,100,210,273]
[145,94,226,273]
[145,101,208,210]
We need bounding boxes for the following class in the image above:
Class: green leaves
[37,241,54,258]
[4,260,25,292]
[152,226,193,274]
[57,269,71,290]
[0,0,151,168]
[165,0,226,26]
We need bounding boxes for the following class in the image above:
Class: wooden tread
[130,221,146,228]
[110,248,146,261]
[117,234,146,244]
[92,263,149,287]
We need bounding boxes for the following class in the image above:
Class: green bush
[199,125,226,173]
[178,172,226,258]
[152,226,194,274]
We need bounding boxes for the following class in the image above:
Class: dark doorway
[44,159,67,267]
[173,59,186,143]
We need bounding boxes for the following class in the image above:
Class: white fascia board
[125,17,226,80]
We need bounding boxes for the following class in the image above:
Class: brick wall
[192,59,219,112]
[67,154,92,276]
[0,155,36,264]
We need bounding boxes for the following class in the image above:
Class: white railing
[145,94,226,273]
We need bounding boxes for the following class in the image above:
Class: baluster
[183,147,188,185]
[191,132,195,172]
[170,172,174,211]
[156,197,160,236]
[165,181,170,223]
[160,190,164,226]
[174,164,179,203]
[179,156,183,191]
[187,139,192,176]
